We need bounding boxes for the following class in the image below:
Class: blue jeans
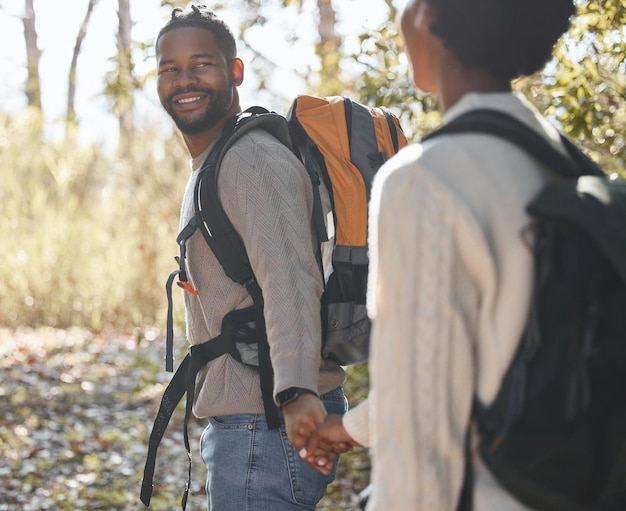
[199,387,347,511]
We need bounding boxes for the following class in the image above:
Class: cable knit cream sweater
[343,93,567,511]
[179,127,345,419]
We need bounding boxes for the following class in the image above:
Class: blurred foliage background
[0,0,624,509]
[1,0,624,333]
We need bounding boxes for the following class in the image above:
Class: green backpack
[423,109,626,511]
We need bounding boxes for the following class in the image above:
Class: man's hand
[300,414,360,475]
[282,393,327,453]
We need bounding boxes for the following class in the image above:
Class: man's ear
[231,57,244,86]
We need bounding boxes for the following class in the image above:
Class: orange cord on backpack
[177,280,199,295]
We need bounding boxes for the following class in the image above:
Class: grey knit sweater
[179,127,345,419]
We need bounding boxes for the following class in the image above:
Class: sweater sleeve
[342,396,370,446]
[365,160,479,511]
[218,131,324,396]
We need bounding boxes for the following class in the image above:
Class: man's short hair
[156,4,237,60]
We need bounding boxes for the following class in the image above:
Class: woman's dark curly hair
[426,0,576,80]
[156,4,237,60]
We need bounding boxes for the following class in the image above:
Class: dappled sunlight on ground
[0,327,369,510]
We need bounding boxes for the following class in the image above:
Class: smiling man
[157,11,242,154]
[152,5,346,511]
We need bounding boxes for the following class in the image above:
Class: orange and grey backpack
[141,95,407,508]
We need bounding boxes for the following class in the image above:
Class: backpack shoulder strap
[195,108,294,286]
[422,108,604,179]
[196,108,291,431]
[424,110,621,268]
[164,111,270,372]
[150,111,294,510]
[173,108,292,429]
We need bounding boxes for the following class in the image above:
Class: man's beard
[162,86,233,136]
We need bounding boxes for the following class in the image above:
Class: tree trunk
[315,0,343,96]
[117,0,134,158]
[23,0,42,109]
[67,0,99,130]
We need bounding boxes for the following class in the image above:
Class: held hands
[300,414,361,475]
[282,394,361,475]
[282,393,328,454]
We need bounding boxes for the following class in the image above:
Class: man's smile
[167,89,212,111]
[177,96,202,104]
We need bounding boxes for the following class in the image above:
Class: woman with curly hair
[303,0,577,509]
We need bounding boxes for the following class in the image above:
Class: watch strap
[276,387,317,408]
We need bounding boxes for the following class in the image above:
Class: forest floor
[0,327,370,511]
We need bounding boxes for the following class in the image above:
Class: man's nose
[174,68,199,88]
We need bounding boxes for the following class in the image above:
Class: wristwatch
[276,387,317,408]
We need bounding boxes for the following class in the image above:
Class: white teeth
[177,96,201,104]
